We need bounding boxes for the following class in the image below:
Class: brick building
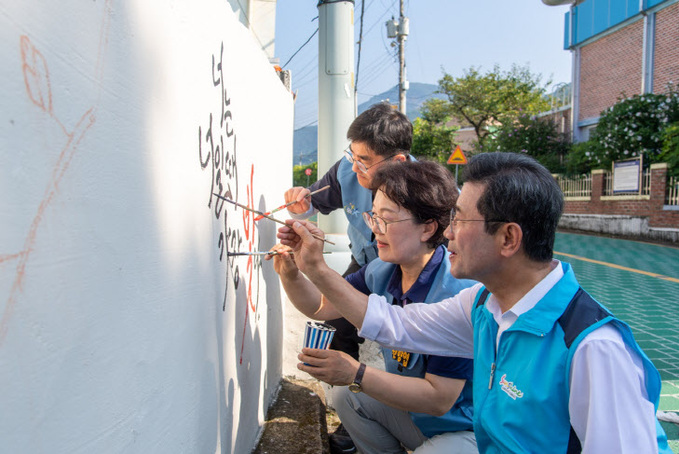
[562,0,679,142]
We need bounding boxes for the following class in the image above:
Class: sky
[274,0,573,130]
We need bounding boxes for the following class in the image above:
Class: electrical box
[398,17,409,36]
[386,18,398,38]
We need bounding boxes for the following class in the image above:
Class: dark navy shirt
[345,245,473,381]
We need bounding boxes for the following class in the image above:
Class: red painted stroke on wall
[239,164,258,364]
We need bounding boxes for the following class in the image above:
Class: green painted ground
[555,232,679,448]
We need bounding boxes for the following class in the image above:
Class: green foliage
[484,114,569,173]
[293,162,317,187]
[436,64,551,149]
[412,99,459,164]
[419,98,451,124]
[659,122,679,177]
[587,88,679,169]
[564,140,598,175]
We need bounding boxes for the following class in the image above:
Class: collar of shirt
[386,245,445,307]
[486,260,565,339]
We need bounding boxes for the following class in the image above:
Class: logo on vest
[499,374,524,400]
[344,202,359,215]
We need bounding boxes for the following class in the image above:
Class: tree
[437,64,551,150]
[411,98,459,163]
[484,114,569,173]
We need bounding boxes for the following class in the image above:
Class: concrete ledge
[253,377,329,454]
[559,214,679,244]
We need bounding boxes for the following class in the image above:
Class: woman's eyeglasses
[362,211,413,234]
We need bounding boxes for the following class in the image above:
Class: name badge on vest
[391,349,411,368]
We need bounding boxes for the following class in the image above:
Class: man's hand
[265,244,298,280]
[284,186,311,215]
[276,220,326,275]
[297,348,360,386]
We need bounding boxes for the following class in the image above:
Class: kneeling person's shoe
[329,433,356,454]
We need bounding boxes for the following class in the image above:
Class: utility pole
[386,1,409,114]
[317,0,354,234]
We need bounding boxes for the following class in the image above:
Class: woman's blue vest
[470,262,671,453]
[363,249,476,437]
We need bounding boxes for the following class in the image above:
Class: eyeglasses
[449,207,507,228]
[343,148,396,174]
[363,211,414,234]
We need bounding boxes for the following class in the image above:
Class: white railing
[555,174,591,198]
[667,175,679,206]
[603,168,651,196]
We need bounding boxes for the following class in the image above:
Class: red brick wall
[653,2,679,92]
[579,20,644,120]
[563,166,679,228]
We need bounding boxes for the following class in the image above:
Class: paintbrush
[212,193,335,245]
[254,185,331,221]
[227,251,333,257]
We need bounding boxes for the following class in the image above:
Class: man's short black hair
[347,102,412,157]
[372,160,457,248]
[463,152,564,262]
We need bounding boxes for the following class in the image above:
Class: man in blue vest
[280,152,672,453]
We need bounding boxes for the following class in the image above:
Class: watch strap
[353,363,366,386]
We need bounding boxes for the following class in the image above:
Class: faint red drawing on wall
[0,3,111,347]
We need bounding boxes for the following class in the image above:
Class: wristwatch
[348,363,366,393]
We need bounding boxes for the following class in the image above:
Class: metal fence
[602,168,651,196]
[554,173,591,198]
[668,175,679,206]
[554,169,679,206]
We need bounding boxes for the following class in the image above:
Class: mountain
[293,82,443,165]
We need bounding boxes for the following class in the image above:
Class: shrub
[293,162,317,187]
[564,140,598,175]
[588,88,679,168]
[659,122,679,177]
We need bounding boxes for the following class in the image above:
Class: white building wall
[0,1,293,452]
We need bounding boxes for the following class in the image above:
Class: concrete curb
[253,377,330,454]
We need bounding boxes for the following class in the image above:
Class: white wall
[0,1,293,452]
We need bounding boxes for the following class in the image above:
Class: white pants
[333,386,478,454]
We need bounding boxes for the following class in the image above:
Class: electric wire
[355,0,366,93]
[282,27,319,68]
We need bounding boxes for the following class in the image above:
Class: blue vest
[337,158,377,266]
[363,251,476,437]
[470,262,671,453]
[336,155,416,266]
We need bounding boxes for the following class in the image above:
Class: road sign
[305,168,312,176]
[447,146,467,165]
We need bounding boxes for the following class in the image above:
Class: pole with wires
[317,0,354,235]
[386,2,409,114]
